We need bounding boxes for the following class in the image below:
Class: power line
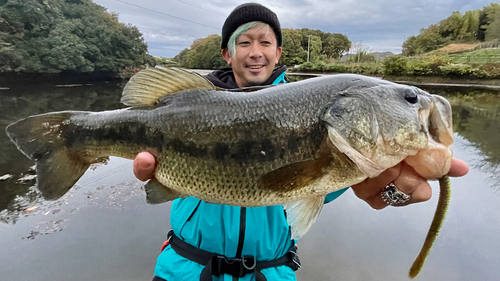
[114,0,220,31]
[167,0,227,17]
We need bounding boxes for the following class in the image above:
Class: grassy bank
[290,48,500,82]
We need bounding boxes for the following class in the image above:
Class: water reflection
[426,88,500,189]
[0,81,125,223]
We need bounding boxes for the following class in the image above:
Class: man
[136,3,469,281]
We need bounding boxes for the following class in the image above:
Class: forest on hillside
[402,3,500,56]
[0,0,155,75]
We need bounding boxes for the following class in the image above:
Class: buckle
[289,246,301,271]
[242,255,256,271]
[210,255,256,277]
[166,229,173,242]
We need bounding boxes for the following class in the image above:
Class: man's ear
[275,46,282,64]
[222,49,232,65]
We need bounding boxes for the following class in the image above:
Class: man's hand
[351,158,469,209]
[133,152,157,181]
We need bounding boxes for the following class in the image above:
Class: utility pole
[357,44,360,63]
[357,40,362,63]
[307,35,311,62]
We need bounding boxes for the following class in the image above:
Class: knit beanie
[221,3,282,49]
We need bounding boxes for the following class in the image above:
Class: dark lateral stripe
[204,125,326,163]
[63,122,326,163]
[63,122,164,151]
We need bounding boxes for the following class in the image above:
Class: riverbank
[3,68,500,91]
[383,75,500,85]
[0,71,122,89]
[286,72,500,90]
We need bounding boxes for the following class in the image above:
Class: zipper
[233,206,247,281]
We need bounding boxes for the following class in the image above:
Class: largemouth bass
[6,67,454,277]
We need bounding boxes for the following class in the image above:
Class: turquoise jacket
[154,68,349,281]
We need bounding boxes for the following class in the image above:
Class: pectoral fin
[284,195,326,239]
[144,178,182,204]
[259,156,332,192]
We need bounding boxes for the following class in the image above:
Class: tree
[477,3,500,41]
[323,33,351,60]
[485,9,500,41]
[460,10,480,41]
[439,11,463,39]
[298,28,326,51]
[438,10,480,42]
[297,28,351,60]
[401,24,448,55]
[0,0,154,74]
[281,28,306,66]
[173,48,190,66]
[184,34,227,69]
[401,7,491,55]
[402,36,418,56]
[308,35,323,62]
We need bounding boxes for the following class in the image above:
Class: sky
[94,0,498,58]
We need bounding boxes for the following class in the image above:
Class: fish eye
[404,89,418,104]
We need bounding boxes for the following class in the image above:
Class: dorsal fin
[121,66,217,107]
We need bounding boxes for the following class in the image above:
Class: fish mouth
[405,95,454,179]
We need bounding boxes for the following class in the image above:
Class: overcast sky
[94,0,497,58]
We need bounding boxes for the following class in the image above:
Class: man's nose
[248,42,263,58]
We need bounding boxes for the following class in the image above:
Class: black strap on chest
[167,230,300,281]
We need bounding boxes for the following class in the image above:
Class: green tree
[297,28,351,60]
[299,28,326,51]
[308,35,323,62]
[173,48,190,66]
[401,7,487,55]
[436,9,479,42]
[323,33,351,60]
[477,3,500,41]
[184,34,227,69]
[439,11,463,39]
[0,0,154,74]
[460,10,480,41]
[402,36,418,56]
[281,28,306,66]
[401,24,447,55]
[485,9,500,41]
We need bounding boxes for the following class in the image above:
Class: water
[0,79,499,281]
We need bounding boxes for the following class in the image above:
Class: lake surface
[0,78,499,281]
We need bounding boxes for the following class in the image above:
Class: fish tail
[6,111,92,200]
[409,175,451,278]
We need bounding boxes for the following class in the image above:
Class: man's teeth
[248,65,263,69]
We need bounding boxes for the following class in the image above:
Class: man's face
[222,25,282,88]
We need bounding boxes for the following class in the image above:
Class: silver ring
[381,182,411,206]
